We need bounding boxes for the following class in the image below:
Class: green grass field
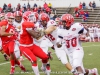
[0,42,100,75]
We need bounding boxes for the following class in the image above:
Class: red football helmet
[23,11,36,23]
[5,12,14,19]
[61,14,74,27]
[23,11,32,21]
[14,11,23,22]
[5,12,14,24]
[39,13,49,22]
[14,11,22,17]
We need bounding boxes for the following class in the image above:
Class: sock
[46,63,51,75]
[79,73,84,75]
[10,60,15,68]
[32,64,40,75]
[15,60,21,66]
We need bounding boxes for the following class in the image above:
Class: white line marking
[88,53,93,55]
[0,62,10,66]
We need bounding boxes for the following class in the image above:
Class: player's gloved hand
[51,45,55,50]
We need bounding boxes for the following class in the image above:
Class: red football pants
[2,41,15,56]
[19,44,48,63]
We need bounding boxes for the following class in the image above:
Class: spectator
[92,1,96,8]
[8,3,11,8]
[43,2,48,9]
[82,15,87,22]
[75,12,80,17]
[48,3,52,9]
[84,10,89,17]
[82,2,86,9]
[38,6,42,14]
[17,3,21,11]
[33,7,38,12]
[45,7,51,14]
[27,2,30,9]
[79,2,82,9]
[3,3,7,11]
[6,3,12,12]
[79,9,85,17]
[50,11,54,20]
[89,1,92,7]
[23,4,26,11]
[74,7,79,14]
[34,3,37,7]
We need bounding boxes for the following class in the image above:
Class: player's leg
[73,48,85,75]
[39,39,52,75]
[9,41,18,75]
[89,33,92,42]
[19,46,40,75]
[32,44,48,74]
[14,43,26,72]
[64,48,78,74]
[32,44,48,60]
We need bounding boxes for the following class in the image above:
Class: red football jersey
[19,21,35,45]
[0,20,17,44]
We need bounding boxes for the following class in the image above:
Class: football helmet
[5,12,14,24]
[61,14,74,27]
[14,11,22,22]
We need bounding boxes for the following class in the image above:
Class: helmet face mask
[15,16,22,23]
[40,20,47,27]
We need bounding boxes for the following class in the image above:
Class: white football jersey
[13,19,24,31]
[45,20,58,46]
[88,27,94,33]
[96,28,100,33]
[57,23,87,52]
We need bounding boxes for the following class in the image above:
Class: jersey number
[8,29,15,37]
[66,38,77,48]
[47,34,55,41]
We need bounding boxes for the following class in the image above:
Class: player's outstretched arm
[38,25,56,37]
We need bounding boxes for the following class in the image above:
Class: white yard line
[0,62,10,66]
